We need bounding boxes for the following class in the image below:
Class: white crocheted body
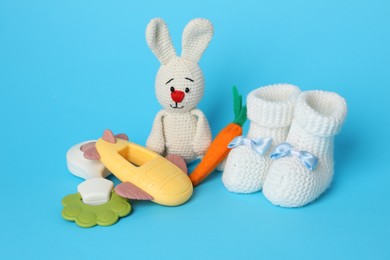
[146,109,211,162]
[164,112,197,160]
[263,90,347,207]
[222,84,301,193]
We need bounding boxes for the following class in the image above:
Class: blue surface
[1,0,389,259]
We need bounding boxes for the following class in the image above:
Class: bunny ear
[181,18,214,63]
[146,18,177,65]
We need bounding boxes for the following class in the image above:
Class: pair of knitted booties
[222,84,347,207]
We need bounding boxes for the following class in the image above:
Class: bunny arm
[146,110,168,155]
[190,108,212,156]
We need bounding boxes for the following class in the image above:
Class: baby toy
[62,180,131,228]
[63,129,193,227]
[95,130,193,206]
[64,138,132,227]
[189,86,247,186]
[66,141,110,179]
[145,18,213,162]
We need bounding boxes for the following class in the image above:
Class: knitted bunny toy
[145,18,213,162]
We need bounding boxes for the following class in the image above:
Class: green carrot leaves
[232,86,247,127]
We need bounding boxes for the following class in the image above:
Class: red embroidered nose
[171,90,185,103]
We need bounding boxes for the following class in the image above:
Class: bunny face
[146,18,213,112]
[155,57,204,113]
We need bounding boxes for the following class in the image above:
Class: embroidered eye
[185,88,190,93]
[170,87,175,92]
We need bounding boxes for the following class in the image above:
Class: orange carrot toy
[189,86,247,186]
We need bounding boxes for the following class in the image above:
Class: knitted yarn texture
[263,90,347,207]
[145,18,213,162]
[222,84,301,193]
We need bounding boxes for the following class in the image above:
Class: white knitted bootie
[263,90,347,207]
[222,84,301,193]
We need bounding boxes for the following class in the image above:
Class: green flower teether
[62,191,131,228]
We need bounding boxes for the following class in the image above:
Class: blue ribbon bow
[270,143,319,171]
[228,136,273,155]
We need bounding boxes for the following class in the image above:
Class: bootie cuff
[294,91,347,137]
[247,84,301,128]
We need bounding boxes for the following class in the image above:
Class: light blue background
[1,0,389,259]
